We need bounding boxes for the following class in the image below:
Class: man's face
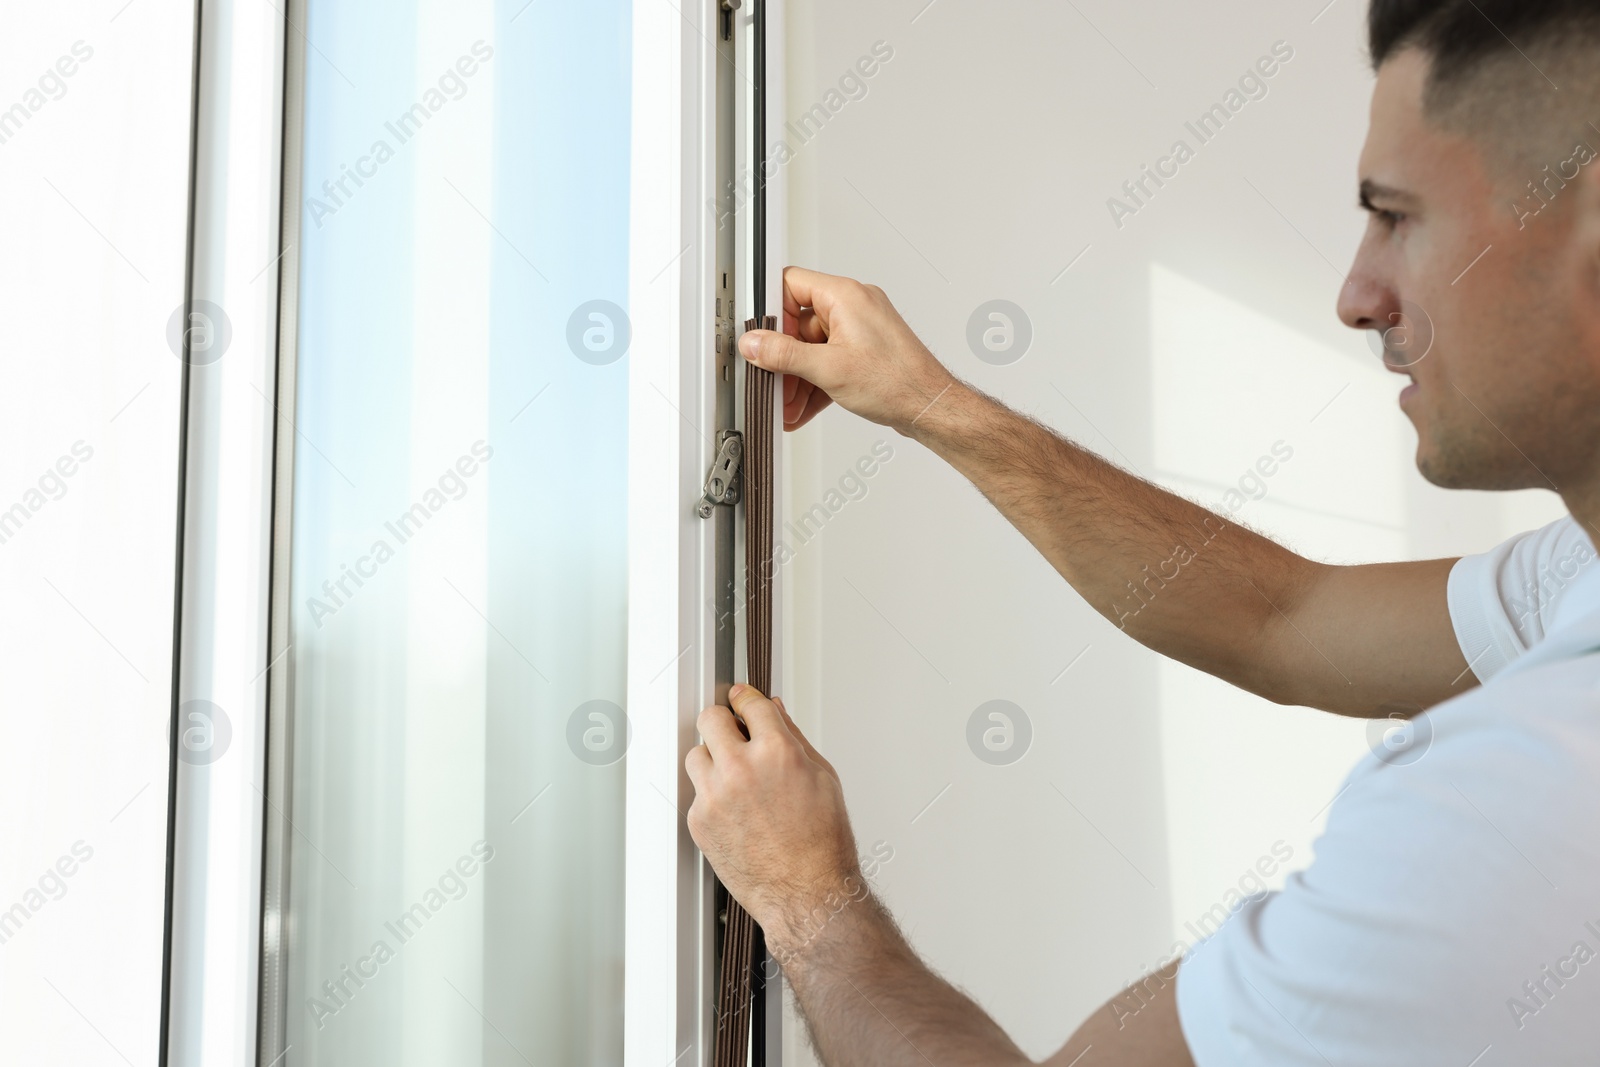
[1338,48,1600,492]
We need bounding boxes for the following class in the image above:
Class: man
[685,1,1600,1062]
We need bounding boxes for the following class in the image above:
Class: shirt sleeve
[1446,515,1593,682]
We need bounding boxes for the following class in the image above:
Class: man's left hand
[685,684,861,956]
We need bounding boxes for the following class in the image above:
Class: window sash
[165,2,785,1063]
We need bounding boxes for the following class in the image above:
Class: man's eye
[1376,209,1404,228]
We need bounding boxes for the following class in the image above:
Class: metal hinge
[697,430,743,518]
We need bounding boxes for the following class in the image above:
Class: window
[265,1,633,1062]
[6,2,774,1061]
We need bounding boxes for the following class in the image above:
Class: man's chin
[1414,438,1536,491]
[1413,430,1473,489]
[1415,451,1471,489]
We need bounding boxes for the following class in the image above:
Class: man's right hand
[737,266,958,433]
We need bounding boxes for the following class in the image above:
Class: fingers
[696,703,748,758]
[795,307,828,344]
[696,688,836,782]
[783,377,814,426]
[787,385,834,430]
[728,684,788,740]
[778,303,832,430]
[772,697,840,780]
[685,743,712,788]
[781,265,854,328]
[755,267,869,420]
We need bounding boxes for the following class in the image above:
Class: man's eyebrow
[1359,178,1419,211]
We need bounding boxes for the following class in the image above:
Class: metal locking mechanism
[696,429,743,518]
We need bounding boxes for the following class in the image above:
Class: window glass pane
[283,2,631,1062]
[0,6,194,1062]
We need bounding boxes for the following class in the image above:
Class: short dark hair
[1367,0,1600,175]
[1369,0,1600,75]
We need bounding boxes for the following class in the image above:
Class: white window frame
[165,0,287,1064]
[626,0,787,1061]
[163,1,787,1064]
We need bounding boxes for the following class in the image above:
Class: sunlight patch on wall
[1147,263,1393,958]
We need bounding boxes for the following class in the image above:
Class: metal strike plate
[697,430,743,518]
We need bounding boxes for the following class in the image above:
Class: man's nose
[1337,273,1398,333]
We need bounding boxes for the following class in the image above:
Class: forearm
[775,885,1032,1067]
[740,270,1470,713]
[906,380,1310,699]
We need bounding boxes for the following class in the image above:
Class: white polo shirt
[1176,514,1600,1065]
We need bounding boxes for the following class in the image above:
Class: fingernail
[729,684,746,698]
[739,333,761,361]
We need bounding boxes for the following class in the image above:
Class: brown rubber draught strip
[712,314,778,1067]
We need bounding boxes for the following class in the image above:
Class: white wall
[779,1,1565,1061]
[0,5,195,1063]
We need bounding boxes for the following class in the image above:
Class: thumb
[739,328,818,376]
[728,683,786,740]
